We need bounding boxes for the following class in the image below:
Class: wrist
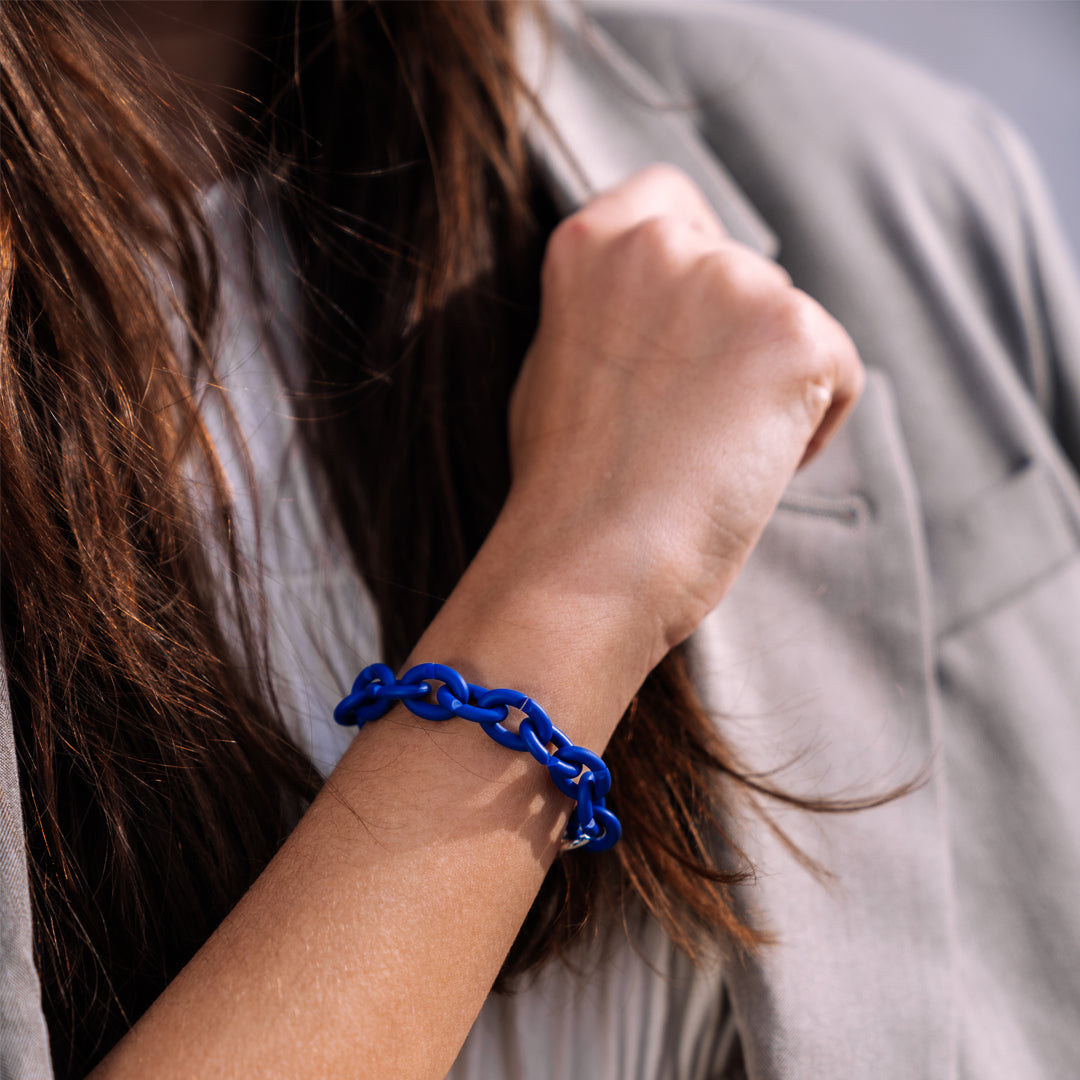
[476,490,737,661]
[411,513,667,751]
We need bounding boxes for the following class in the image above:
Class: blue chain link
[334,663,621,853]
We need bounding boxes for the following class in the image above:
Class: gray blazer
[4,3,1080,1076]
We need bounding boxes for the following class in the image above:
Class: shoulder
[583,0,1019,223]
[580,1,1060,399]
[584,0,985,124]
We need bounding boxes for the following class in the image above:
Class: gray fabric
[194,181,374,779]
[3,1,1080,1076]
[455,2,1080,1077]
[590,3,1080,1078]
[0,643,52,1078]
[451,916,741,1080]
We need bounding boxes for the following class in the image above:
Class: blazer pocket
[693,368,937,779]
[692,368,954,1080]
[928,458,1080,640]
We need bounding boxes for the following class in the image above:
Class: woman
[3,2,1079,1078]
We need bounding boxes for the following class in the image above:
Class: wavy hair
[1,2,876,1073]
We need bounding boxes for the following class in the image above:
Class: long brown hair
[2,2,863,1073]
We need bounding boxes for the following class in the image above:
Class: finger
[578,163,729,242]
[798,319,864,467]
[799,377,860,466]
[701,237,795,294]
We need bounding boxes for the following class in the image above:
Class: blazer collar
[516,1,780,258]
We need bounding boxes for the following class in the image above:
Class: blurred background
[763,0,1080,263]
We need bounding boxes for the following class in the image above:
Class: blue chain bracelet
[334,662,621,852]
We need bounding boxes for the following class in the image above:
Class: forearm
[89,163,861,1079]
[91,517,663,1080]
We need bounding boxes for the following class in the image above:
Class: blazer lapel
[517,11,956,1079]
[516,2,779,257]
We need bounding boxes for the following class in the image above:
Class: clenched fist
[501,164,863,652]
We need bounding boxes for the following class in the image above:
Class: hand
[93,166,863,1080]
[501,164,863,653]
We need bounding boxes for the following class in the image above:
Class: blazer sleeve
[0,645,53,1079]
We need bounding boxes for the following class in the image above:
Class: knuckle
[704,249,768,299]
[700,246,794,306]
[542,215,595,286]
[771,289,819,347]
[763,259,794,290]
[765,293,864,424]
[835,329,866,403]
[774,293,847,383]
[628,213,674,246]
[618,215,690,266]
[546,214,593,260]
[766,293,837,388]
[832,325,862,377]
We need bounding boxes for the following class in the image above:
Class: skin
[86,6,864,1078]
[92,166,862,1080]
